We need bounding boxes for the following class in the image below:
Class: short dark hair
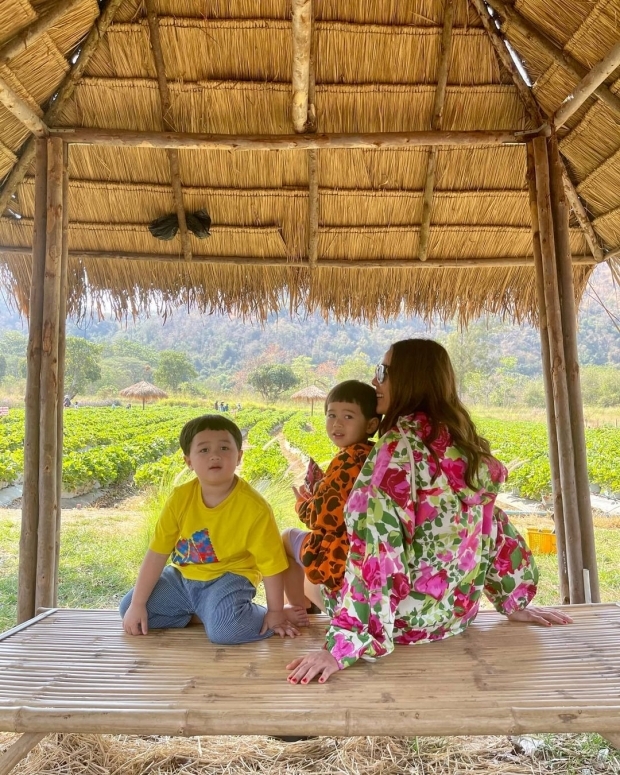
[325,380,379,421]
[179,414,243,455]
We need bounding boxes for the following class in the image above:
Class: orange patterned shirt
[296,442,374,591]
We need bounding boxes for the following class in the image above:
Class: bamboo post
[145,0,192,262]
[554,40,620,128]
[532,135,584,602]
[36,136,64,610]
[53,142,70,604]
[292,0,312,133]
[418,0,455,261]
[0,733,45,775]
[561,168,605,263]
[306,2,318,269]
[548,133,600,602]
[526,143,569,603]
[17,139,47,623]
[485,0,620,118]
[0,0,122,217]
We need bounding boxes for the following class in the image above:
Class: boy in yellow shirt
[120,415,303,643]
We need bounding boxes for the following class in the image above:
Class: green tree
[336,351,374,383]
[154,350,198,390]
[65,337,102,396]
[248,364,299,401]
[0,353,5,384]
[291,355,317,388]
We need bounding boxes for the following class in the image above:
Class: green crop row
[281,412,335,468]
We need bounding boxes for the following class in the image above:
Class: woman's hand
[286,650,340,684]
[506,605,573,627]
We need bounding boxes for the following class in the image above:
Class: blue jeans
[119,566,271,644]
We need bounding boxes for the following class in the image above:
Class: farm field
[2,402,620,500]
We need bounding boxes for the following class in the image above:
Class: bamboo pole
[0,246,597,267]
[17,139,47,624]
[0,733,45,775]
[0,0,119,217]
[53,142,69,605]
[554,41,620,128]
[0,0,84,63]
[548,133,600,603]
[470,0,543,125]
[305,2,318,269]
[485,0,620,118]
[561,168,605,263]
[36,136,64,611]
[145,0,192,262]
[0,77,48,137]
[47,127,537,149]
[532,135,584,603]
[292,0,312,133]
[418,0,455,261]
[526,142,569,603]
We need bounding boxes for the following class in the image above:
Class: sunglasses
[375,363,389,384]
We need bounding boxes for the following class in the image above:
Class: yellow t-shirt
[149,476,288,587]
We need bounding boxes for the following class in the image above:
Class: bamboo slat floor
[0,605,618,746]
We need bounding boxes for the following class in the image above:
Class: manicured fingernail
[302,678,308,684]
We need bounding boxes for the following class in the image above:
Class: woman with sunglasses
[286,338,571,685]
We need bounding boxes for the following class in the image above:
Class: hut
[291,385,328,415]
[0,0,618,621]
[119,379,168,409]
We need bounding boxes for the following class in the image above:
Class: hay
[1,731,617,775]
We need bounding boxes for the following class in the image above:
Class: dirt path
[276,432,306,484]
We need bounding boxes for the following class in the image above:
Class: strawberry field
[1,404,619,500]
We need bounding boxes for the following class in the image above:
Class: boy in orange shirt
[282,381,379,613]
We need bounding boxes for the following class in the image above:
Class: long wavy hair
[379,338,493,489]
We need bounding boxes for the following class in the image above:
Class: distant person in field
[281,380,379,616]
[120,414,306,643]
[287,339,571,685]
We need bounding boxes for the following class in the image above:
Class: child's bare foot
[285,604,309,627]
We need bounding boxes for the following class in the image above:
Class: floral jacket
[325,412,538,670]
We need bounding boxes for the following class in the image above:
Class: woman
[287,339,571,684]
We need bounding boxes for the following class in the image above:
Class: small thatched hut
[0,0,618,620]
[120,379,167,409]
[291,384,328,415]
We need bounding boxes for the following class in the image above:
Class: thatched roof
[291,385,328,400]
[0,0,618,323]
[119,380,167,399]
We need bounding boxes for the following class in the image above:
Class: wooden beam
[561,167,605,262]
[36,137,64,611]
[291,0,312,133]
[532,134,584,603]
[0,245,596,267]
[469,0,543,125]
[604,245,620,261]
[486,0,620,118]
[48,127,537,149]
[144,0,192,262]
[17,139,46,624]
[418,0,455,261]
[0,0,124,216]
[554,40,620,128]
[0,0,85,64]
[549,132,600,603]
[526,142,569,604]
[0,76,48,137]
[0,733,45,775]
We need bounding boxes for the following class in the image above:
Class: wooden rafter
[291,0,312,134]
[486,0,620,119]
[0,245,597,267]
[48,127,537,149]
[0,0,84,64]
[418,0,455,262]
[470,0,605,262]
[553,40,620,128]
[0,0,121,217]
[0,77,48,137]
[145,0,192,262]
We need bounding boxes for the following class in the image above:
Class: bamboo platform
[0,605,619,752]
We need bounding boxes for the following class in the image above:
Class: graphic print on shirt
[171,529,218,566]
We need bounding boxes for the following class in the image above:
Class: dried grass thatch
[291,385,328,415]
[0,0,618,322]
[0,731,617,775]
[120,380,167,408]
